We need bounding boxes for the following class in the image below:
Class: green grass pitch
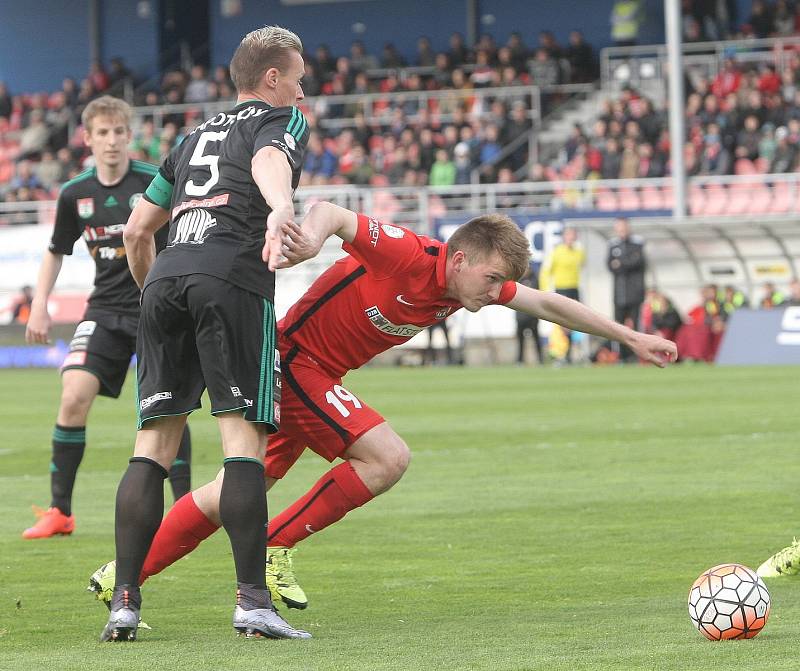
[0,364,798,670]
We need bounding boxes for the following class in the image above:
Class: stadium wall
[0,0,762,93]
[209,0,667,71]
[0,1,91,91]
[0,0,158,91]
[100,1,159,82]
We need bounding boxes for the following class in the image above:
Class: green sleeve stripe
[60,168,96,191]
[291,113,307,142]
[131,160,158,175]
[144,172,173,209]
[286,107,301,136]
[286,107,297,135]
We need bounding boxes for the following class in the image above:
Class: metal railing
[129,84,544,134]
[601,35,800,92]
[7,174,800,232]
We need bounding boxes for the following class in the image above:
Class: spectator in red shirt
[711,58,742,99]
[758,64,781,96]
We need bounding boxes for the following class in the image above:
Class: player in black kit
[101,26,311,642]
[23,96,191,540]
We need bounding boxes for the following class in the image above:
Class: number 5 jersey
[142,100,309,301]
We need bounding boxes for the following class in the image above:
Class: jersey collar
[435,242,449,295]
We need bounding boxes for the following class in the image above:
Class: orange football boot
[22,506,75,539]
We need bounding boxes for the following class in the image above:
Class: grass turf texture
[0,364,798,670]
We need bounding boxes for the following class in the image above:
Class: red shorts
[264,341,385,479]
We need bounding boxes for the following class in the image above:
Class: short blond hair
[81,95,132,132]
[230,25,303,92]
[447,214,531,281]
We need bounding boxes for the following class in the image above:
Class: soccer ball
[688,563,771,640]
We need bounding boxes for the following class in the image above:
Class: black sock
[220,458,267,588]
[168,425,192,502]
[50,424,85,516]
[114,457,168,586]
[237,583,272,610]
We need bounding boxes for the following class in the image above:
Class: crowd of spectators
[0,29,600,204]
[548,49,800,184]
[8,4,800,205]
[682,0,800,42]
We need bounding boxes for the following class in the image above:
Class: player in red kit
[89,202,677,611]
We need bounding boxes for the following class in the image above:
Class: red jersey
[279,214,517,377]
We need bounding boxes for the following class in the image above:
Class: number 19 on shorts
[325,385,362,418]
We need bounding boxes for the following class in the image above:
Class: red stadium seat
[640,186,664,210]
[594,188,618,211]
[660,184,675,209]
[754,157,769,173]
[725,182,754,215]
[769,181,792,214]
[689,184,706,215]
[746,184,772,214]
[701,184,727,216]
[617,187,640,210]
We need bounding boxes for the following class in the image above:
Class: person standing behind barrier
[540,227,585,363]
[759,282,785,308]
[12,285,33,324]
[607,217,646,362]
[515,265,544,365]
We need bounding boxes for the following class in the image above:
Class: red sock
[139,493,220,585]
[267,462,373,548]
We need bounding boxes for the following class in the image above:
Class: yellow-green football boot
[757,538,800,577]
[266,547,308,609]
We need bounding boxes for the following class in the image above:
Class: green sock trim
[223,457,264,468]
[53,427,86,443]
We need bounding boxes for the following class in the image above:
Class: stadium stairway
[535,87,608,162]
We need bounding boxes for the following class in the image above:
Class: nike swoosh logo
[305,524,316,534]
[396,294,414,306]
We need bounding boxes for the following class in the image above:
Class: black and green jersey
[49,160,167,315]
[142,100,309,301]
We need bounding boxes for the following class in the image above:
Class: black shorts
[136,275,280,431]
[556,288,580,302]
[61,310,138,398]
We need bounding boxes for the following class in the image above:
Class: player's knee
[379,436,410,487]
[59,384,94,418]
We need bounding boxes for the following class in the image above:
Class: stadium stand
[0,30,599,204]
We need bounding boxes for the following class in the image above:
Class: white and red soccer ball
[688,563,770,640]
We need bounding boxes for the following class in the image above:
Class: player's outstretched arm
[274,201,358,268]
[25,251,64,344]
[507,284,677,367]
[253,146,295,271]
[124,199,170,289]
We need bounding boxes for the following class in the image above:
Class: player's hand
[627,332,677,368]
[274,220,323,269]
[262,205,295,271]
[25,304,52,345]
